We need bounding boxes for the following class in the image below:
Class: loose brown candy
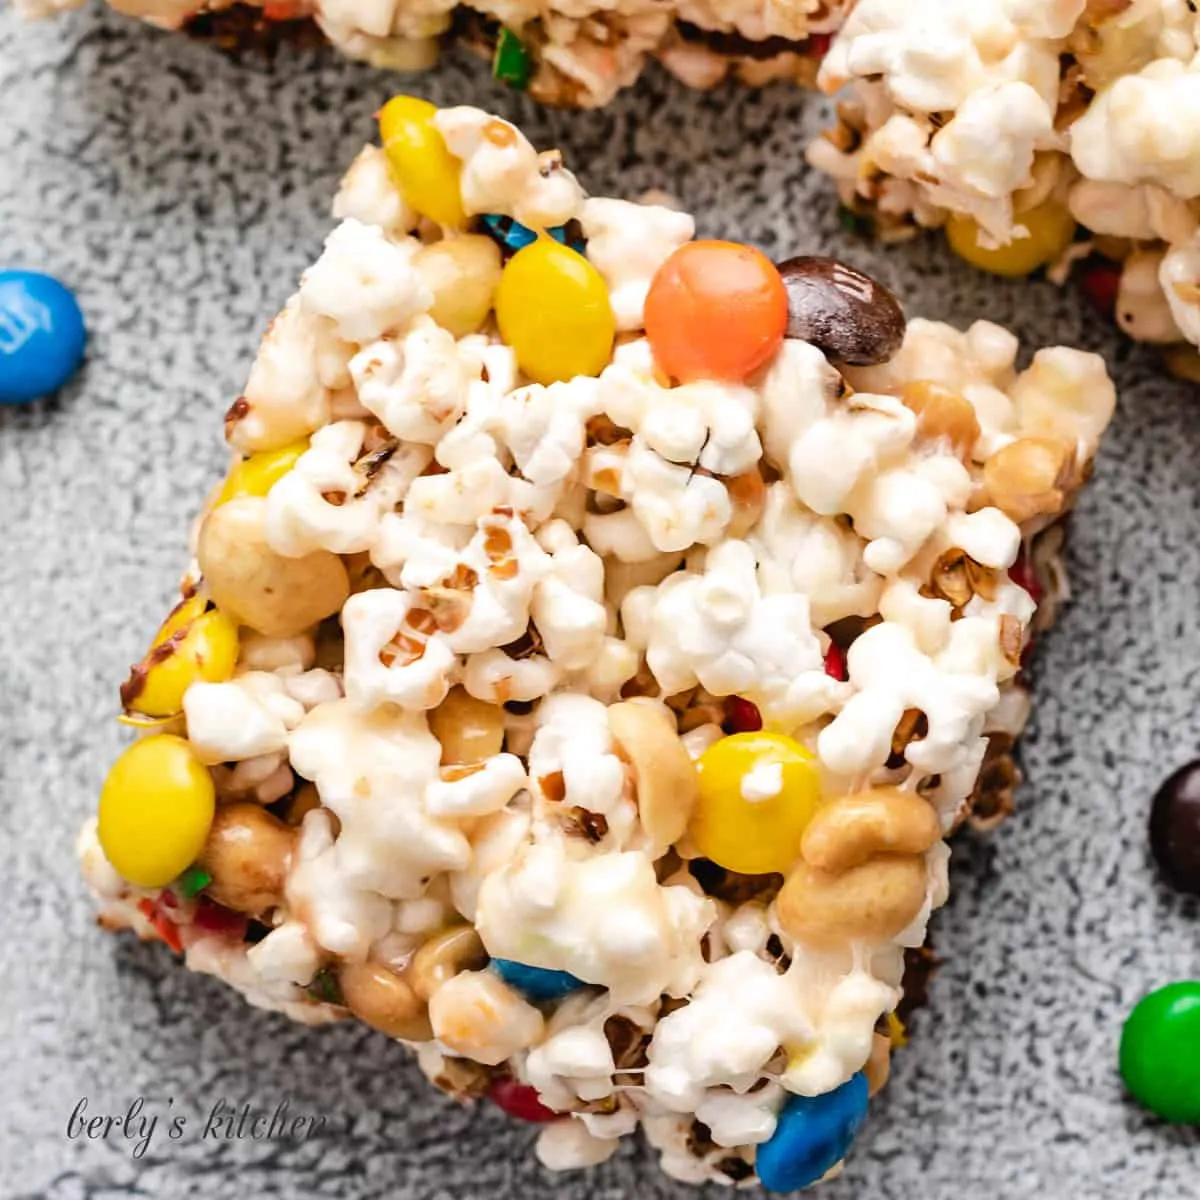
[1149,760,1200,895]
[775,256,906,366]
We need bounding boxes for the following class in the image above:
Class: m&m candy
[0,270,87,405]
[490,958,584,1001]
[1119,982,1200,1124]
[755,1073,870,1192]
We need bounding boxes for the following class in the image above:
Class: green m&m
[1118,982,1200,1124]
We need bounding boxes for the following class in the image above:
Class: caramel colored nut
[198,801,295,915]
[427,686,505,765]
[415,235,503,339]
[776,855,929,949]
[429,969,544,1066]
[900,380,981,460]
[865,1031,892,1097]
[339,961,433,1042]
[607,699,699,856]
[197,497,350,638]
[982,437,1072,524]
[776,256,906,366]
[801,787,941,874]
[410,925,489,1002]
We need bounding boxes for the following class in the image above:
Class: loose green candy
[1119,981,1200,1124]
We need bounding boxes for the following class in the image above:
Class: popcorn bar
[810,0,1200,370]
[82,99,1116,1188]
[31,0,1200,367]
[20,0,848,107]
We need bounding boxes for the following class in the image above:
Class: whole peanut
[198,497,349,638]
[776,855,929,949]
[198,801,296,915]
[607,699,698,856]
[339,961,433,1042]
[410,925,489,1002]
[801,787,941,874]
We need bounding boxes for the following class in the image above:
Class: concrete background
[1,6,1198,1197]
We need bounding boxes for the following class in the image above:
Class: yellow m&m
[690,732,822,875]
[98,735,216,888]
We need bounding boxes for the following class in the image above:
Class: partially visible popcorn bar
[20,0,848,107]
[82,98,1116,1188]
[809,0,1200,373]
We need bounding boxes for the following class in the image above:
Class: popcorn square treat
[83,98,1116,1189]
[21,0,849,107]
[809,0,1200,373]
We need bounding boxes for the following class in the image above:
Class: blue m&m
[480,214,585,256]
[755,1073,870,1192]
[490,957,584,1001]
[0,270,86,405]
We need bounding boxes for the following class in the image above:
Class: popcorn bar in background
[19,0,849,107]
[810,0,1200,377]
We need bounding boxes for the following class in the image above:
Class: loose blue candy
[480,214,585,256]
[490,958,584,1001]
[0,270,87,405]
[755,1073,870,1193]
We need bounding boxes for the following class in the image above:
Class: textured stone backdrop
[1,7,1198,1197]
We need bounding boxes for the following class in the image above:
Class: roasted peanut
[900,381,981,459]
[415,235,503,339]
[982,437,1072,524]
[410,925,489,1002]
[775,855,929,949]
[339,961,433,1041]
[198,801,296,915]
[607,699,698,856]
[801,787,941,874]
[197,497,350,638]
[865,1031,892,1097]
[428,969,544,1065]
[427,686,505,764]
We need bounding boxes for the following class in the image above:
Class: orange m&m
[644,240,788,383]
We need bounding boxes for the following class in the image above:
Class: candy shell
[691,732,822,875]
[480,214,582,255]
[1148,761,1200,894]
[756,1073,870,1192]
[490,958,584,1001]
[1119,982,1200,1124]
[0,270,86,405]
[487,1076,559,1122]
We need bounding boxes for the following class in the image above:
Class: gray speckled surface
[2,7,1199,1198]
